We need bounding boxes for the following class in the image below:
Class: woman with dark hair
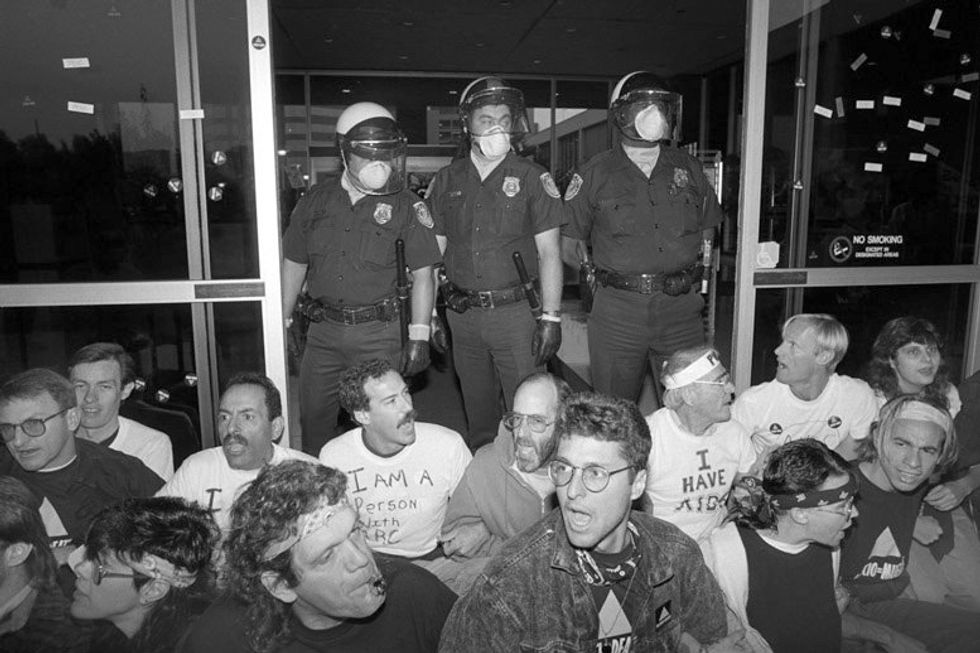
[867,317,980,612]
[867,316,959,414]
[68,496,218,653]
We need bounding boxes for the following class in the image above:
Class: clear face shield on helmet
[338,118,408,195]
[611,88,682,144]
[461,82,531,159]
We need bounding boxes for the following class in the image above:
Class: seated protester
[645,347,756,542]
[179,460,456,653]
[158,372,316,534]
[732,313,878,460]
[440,392,739,653]
[0,476,93,653]
[68,342,174,481]
[867,316,980,611]
[840,395,980,652]
[442,372,570,558]
[319,360,471,560]
[0,369,163,551]
[68,497,218,653]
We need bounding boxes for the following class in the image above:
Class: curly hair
[728,439,850,530]
[224,372,283,420]
[223,460,349,653]
[0,477,57,587]
[866,317,951,409]
[68,342,137,386]
[338,359,395,415]
[84,496,219,653]
[858,394,958,472]
[555,392,651,472]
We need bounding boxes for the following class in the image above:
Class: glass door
[733,0,980,388]
[0,0,287,447]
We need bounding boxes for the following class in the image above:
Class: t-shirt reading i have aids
[731,374,878,454]
[644,408,756,542]
[319,422,471,557]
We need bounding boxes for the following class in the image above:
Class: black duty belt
[596,264,699,295]
[306,296,400,325]
[459,282,529,309]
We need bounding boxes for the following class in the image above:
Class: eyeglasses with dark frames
[0,407,70,443]
[548,460,633,493]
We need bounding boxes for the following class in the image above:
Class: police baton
[512,252,542,319]
[395,239,410,349]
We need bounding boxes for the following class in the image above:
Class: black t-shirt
[739,527,841,653]
[840,466,925,602]
[179,556,455,653]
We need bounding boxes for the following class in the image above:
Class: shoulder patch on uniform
[540,172,560,199]
[564,173,584,201]
[413,201,434,229]
[502,176,521,198]
[373,203,392,225]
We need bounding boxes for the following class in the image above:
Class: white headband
[263,497,349,561]
[896,400,953,433]
[68,545,199,589]
[663,351,722,390]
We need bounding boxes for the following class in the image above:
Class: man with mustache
[319,359,471,561]
[157,372,316,534]
[441,372,570,560]
[644,347,756,542]
[440,392,734,652]
[179,461,456,653]
[840,395,980,652]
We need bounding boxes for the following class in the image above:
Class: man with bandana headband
[158,373,316,535]
[563,72,722,405]
[180,460,455,653]
[425,76,564,451]
[282,102,441,454]
[838,395,980,652]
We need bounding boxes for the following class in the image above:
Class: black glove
[430,314,450,354]
[401,340,431,377]
[441,283,471,314]
[532,320,562,366]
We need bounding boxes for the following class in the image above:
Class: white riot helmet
[336,102,408,195]
[459,76,530,160]
[610,71,681,144]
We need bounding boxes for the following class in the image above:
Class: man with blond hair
[732,313,878,460]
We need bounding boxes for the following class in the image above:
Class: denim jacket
[439,509,727,652]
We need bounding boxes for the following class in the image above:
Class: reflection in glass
[759,0,979,268]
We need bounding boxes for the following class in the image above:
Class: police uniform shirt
[427,152,563,290]
[563,145,722,275]
[283,179,441,305]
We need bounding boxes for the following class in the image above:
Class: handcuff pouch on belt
[597,263,703,297]
[439,279,532,314]
[579,261,597,313]
[298,295,400,325]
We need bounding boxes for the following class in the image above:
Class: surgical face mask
[475,130,511,160]
[634,104,669,142]
[356,160,392,191]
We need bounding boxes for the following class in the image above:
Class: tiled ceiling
[272,0,747,78]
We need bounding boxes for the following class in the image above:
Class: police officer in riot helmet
[282,102,441,454]
[426,76,564,451]
[562,72,723,405]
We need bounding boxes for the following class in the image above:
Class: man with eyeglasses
[440,392,735,652]
[0,369,163,551]
[644,347,756,542]
[426,75,564,451]
[179,460,456,653]
[319,359,471,563]
[68,496,217,652]
[442,372,571,564]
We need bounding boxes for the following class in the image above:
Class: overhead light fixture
[341,88,351,94]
